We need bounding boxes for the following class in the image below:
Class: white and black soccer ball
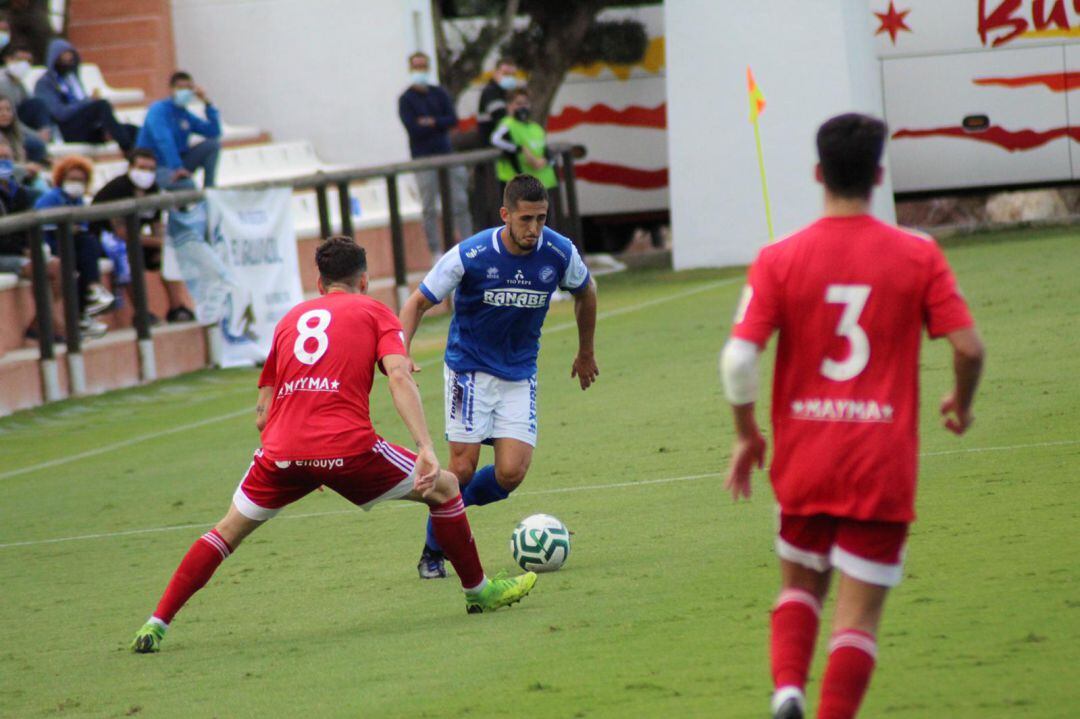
[510,514,571,573]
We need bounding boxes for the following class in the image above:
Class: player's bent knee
[495,463,528,490]
[425,470,463,505]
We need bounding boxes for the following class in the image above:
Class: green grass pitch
[0,227,1077,718]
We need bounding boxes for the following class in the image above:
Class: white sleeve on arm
[560,244,591,291]
[720,338,761,405]
[490,123,518,153]
[418,246,465,303]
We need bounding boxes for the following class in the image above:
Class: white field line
[1,438,1075,551]
[0,279,735,483]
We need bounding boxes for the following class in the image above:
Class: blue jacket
[34,185,88,248]
[398,84,457,158]
[33,38,90,124]
[135,98,222,170]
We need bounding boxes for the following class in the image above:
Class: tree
[435,0,652,125]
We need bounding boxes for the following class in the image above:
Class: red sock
[771,588,822,691]
[152,529,232,624]
[429,495,485,590]
[817,630,877,719]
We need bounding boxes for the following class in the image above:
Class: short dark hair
[495,56,516,68]
[408,51,429,64]
[506,88,529,102]
[128,147,157,165]
[816,113,887,199]
[503,174,548,209]
[170,71,193,86]
[316,236,367,285]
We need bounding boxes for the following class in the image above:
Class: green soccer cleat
[130,621,166,654]
[465,572,538,614]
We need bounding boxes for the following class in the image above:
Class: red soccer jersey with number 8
[257,292,407,460]
[731,215,974,522]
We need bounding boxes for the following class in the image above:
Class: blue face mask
[409,71,430,86]
[0,32,9,50]
[173,88,195,106]
[0,158,13,180]
[498,75,518,91]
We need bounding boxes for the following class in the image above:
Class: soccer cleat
[771,687,805,719]
[130,621,166,654]
[417,545,447,579]
[465,572,537,614]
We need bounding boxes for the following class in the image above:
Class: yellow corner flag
[746,66,774,239]
[747,67,766,123]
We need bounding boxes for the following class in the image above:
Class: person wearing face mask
[34,155,114,338]
[92,148,196,324]
[398,51,472,260]
[33,38,138,152]
[0,136,66,340]
[0,95,47,183]
[477,57,519,144]
[490,89,559,222]
[0,42,52,157]
[135,71,222,190]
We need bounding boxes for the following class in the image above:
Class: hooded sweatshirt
[33,38,90,123]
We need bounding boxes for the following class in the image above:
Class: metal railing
[0,143,585,403]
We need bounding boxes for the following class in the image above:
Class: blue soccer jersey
[419,226,591,381]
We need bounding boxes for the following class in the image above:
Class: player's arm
[720,338,767,500]
[940,327,985,435]
[399,290,437,372]
[255,385,274,431]
[570,278,599,390]
[382,353,440,494]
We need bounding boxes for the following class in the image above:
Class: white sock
[463,576,489,596]
[771,685,805,714]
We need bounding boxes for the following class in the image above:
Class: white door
[883,45,1070,192]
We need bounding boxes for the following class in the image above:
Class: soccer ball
[510,514,571,572]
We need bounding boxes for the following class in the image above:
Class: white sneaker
[771,686,805,719]
[84,285,116,317]
[79,315,108,339]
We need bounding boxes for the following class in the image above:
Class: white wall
[171,0,436,167]
[666,0,896,269]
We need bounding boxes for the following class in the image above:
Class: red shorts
[233,439,418,521]
[776,513,910,587]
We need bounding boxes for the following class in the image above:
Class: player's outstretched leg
[418,470,537,613]
[420,440,530,579]
[131,505,263,653]
[816,574,887,719]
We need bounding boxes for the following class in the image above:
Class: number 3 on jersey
[821,284,870,381]
[294,309,331,365]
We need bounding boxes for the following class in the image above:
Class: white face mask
[128,168,156,190]
[6,60,30,79]
[62,181,86,198]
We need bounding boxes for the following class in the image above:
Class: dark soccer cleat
[417,545,447,579]
[771,687,805,719]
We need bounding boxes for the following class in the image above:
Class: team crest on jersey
[487,266,499,279]
[539,266,556,283]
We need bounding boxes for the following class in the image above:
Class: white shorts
[444,364,537,446]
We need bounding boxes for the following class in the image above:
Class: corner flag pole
[747,67,774,240]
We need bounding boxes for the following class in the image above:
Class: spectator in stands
[0,96,46,187]
[35,155,113,338]
[398,51,471,258]
[92,148,195,323]
[136,71,222,190]
[477,57,518,144]
[0,42,52,160]
[34,38,138,152]
[0,14,11,56]
[0,136,64,339]
[491,89,559,217]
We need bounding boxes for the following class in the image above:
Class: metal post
[550,159,566,232]
[56,220,85,396]
[437,166,455,252]
[561,150,584,250]
[488,159,502,225]
[316,184,332,239]
[385,174,409,310]
[336,181,353,238]
[126,213,156,382]
[27,225,61,401]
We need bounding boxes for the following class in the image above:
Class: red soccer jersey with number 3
[257,292,407,460]
[731,216,973,522]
